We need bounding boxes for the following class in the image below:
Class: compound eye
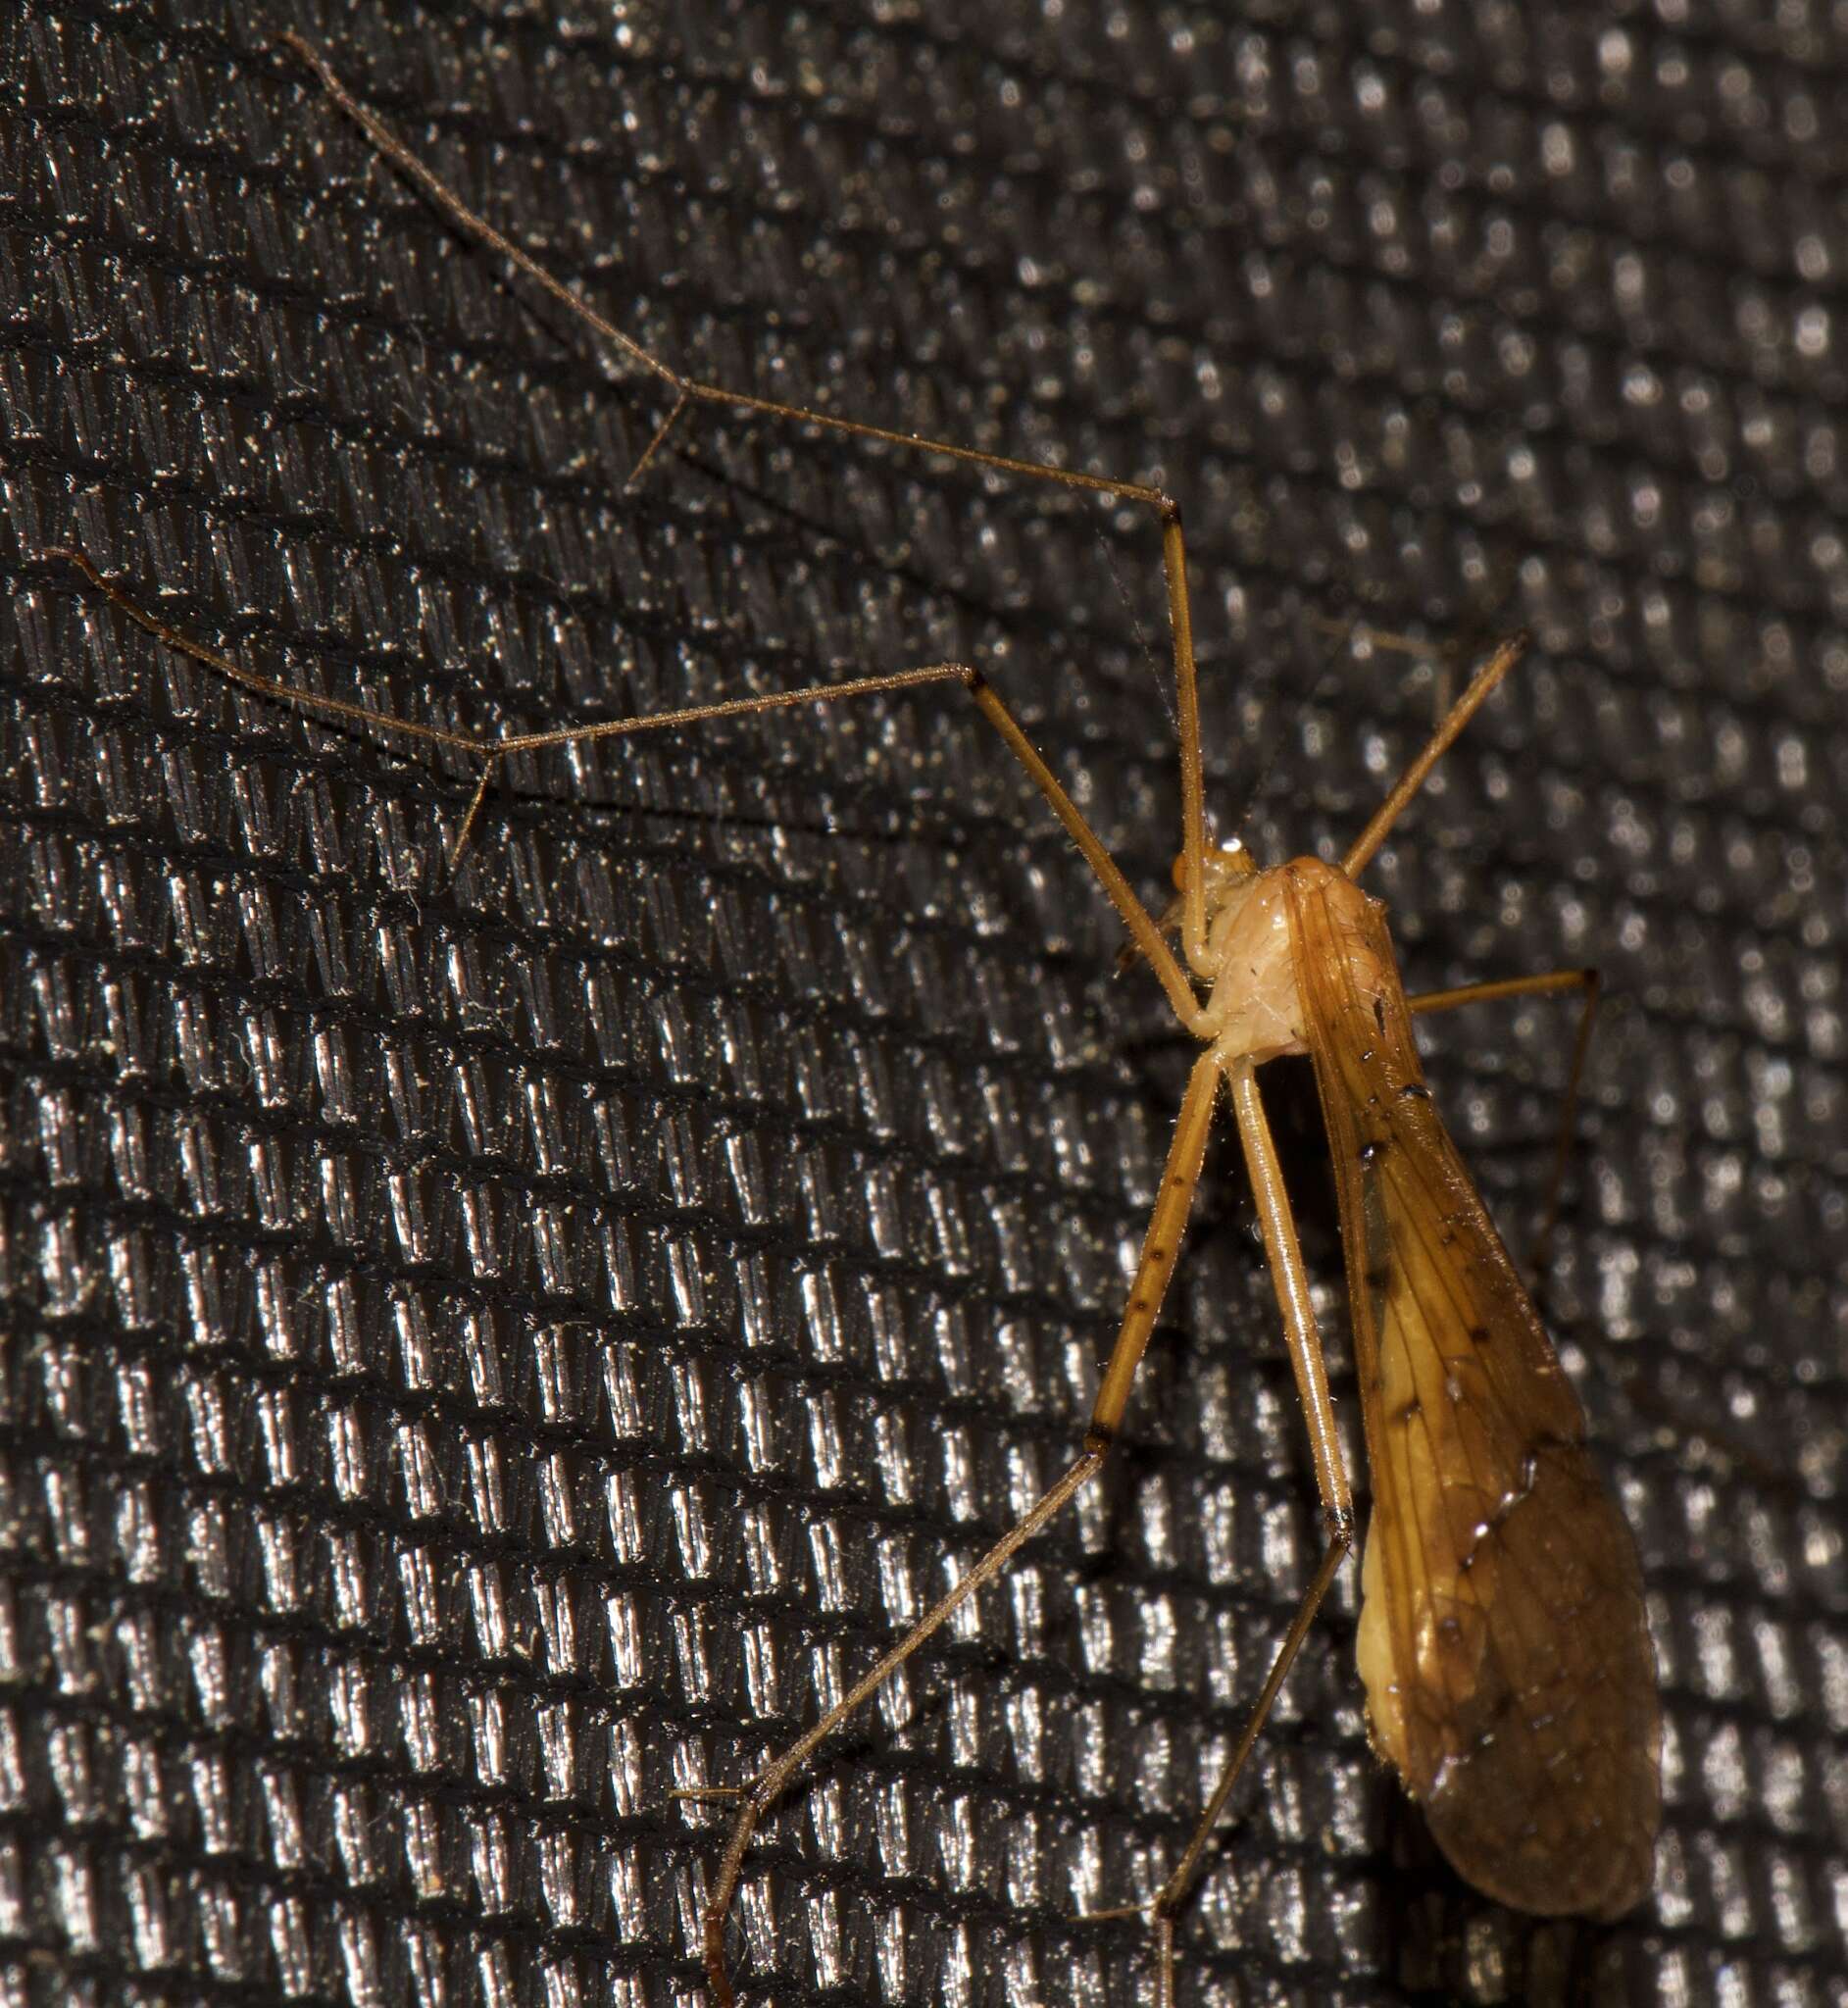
[1174,840,1255,894]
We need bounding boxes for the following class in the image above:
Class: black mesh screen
[3,4,1844,2005]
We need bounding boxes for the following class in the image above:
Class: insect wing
[1283,863,1661,1919]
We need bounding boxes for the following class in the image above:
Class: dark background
[3,3,1844,2004]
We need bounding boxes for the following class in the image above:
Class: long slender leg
[51,547,1225,2005]
[1314,551,1522,719]
[44,550,1206,1021]
[1406,966,1601,1273]
[68,470,1218,1967]
[1418,968,1794,1501]
[1340,636,1525,879]
[276,31,1216,961]
[1086,1058,1355,2008]
[44,546,484,760]
[674,1052,1223,2006]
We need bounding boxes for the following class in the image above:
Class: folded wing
[1283,860,1660,1919]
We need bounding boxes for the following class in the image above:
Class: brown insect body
[59,43,1669,1997]
[1210,855,1663,1918]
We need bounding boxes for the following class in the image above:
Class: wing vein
[1281,863,1660,1918]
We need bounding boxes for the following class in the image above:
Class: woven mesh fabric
[3,3,1844,2004]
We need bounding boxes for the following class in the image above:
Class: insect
[44,29,1664,2006]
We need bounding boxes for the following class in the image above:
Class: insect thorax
[1197,863,1314,1066]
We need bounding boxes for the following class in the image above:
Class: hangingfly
[45,30,1664,2004]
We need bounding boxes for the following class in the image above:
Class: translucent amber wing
[1283,861,1661,1919]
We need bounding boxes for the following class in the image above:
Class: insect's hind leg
[1407,966,1601,1275]
[1083,1058,1356,2008]
[675,1051,1222,2006]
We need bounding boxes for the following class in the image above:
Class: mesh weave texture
[2,4,1845,2005]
